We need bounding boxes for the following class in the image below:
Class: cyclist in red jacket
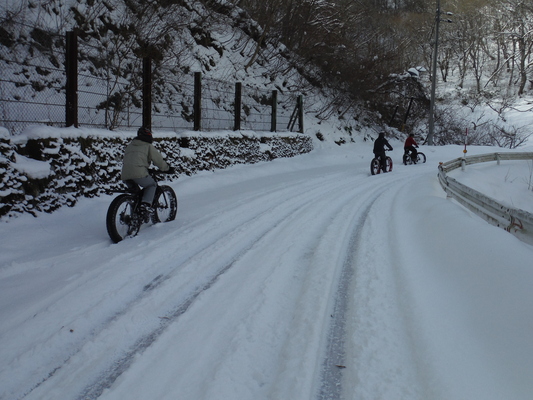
[404,133,419,163]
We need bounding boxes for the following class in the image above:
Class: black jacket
[373,136,393,154]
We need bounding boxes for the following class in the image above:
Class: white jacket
[121,139,169,180]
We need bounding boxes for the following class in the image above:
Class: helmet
[137,126,153,143]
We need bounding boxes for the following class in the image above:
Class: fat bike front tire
[106,194,140,243]
[152,185,177,223]
[417,152,426,163]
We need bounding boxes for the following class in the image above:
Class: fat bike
[403,149,426,165]
[106,171,177,243]
[370,152,393,175]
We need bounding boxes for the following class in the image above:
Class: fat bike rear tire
[371,157,393,175]
[403,153,413,165]
[106,194,140,243]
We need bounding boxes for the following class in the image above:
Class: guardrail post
[461,158,466,171]
[496,153,501,165]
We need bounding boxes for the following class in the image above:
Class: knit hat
[137,126,153,143]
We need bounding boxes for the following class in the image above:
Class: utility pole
[428,0,452,146]
[427,0,440,146]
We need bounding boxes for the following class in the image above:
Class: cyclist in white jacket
[121,127,173,213]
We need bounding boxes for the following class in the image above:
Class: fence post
[142,57,152,129]
[271,90,277,132]
[297,95,304,133]
[65,31,78,128]
[234,82,242,131]
[194,72,202,131]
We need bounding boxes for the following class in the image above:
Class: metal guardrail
[438,152,533,246]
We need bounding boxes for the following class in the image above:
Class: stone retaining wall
[0,131,313,218]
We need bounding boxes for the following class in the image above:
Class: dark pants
[405,146,417,162]
[374,151,387,172]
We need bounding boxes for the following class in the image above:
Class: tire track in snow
[316,188,384,400]
[16,171,343,400]
[76,170,371,400]
[77,220,285,400]
[314,170,417,400]
[20,169,361,400]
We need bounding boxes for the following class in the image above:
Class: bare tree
[495,0,533,96]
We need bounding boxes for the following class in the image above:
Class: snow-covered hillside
[1,136,533,400]
[1,0,372,143]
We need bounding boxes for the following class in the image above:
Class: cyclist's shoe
[139,203,154,223]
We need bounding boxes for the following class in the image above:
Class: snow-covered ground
[2,138,533,400]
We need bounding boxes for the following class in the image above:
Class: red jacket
[404,136,417,148]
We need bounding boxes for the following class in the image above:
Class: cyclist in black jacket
[373,132,393,172]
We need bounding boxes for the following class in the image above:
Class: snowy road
[2,143,533,400]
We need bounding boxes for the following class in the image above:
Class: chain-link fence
[239,84,294,132]
[1,22,302,135]
[0,24,66,134]
[152,70,195,132]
